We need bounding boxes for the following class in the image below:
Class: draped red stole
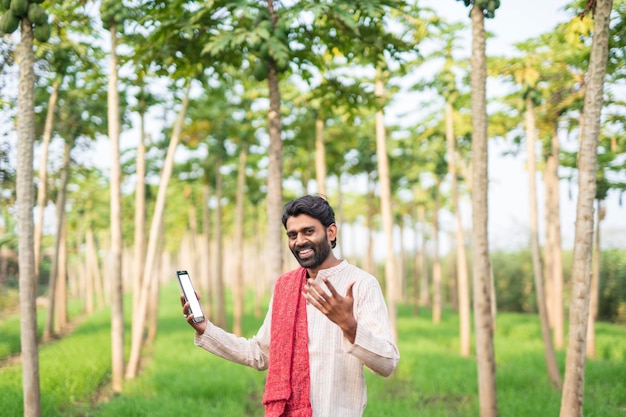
[262,267,312,417]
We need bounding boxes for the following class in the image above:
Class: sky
[402,0,625,252]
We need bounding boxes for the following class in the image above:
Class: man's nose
[294,233,307,246]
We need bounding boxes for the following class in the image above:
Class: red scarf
[262,267,312,417]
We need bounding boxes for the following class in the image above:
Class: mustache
[294,243,315,252]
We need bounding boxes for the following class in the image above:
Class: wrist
[343,320,357,344]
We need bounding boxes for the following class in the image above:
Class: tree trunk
[126,81,191,379]
[525,97,562,389]
[560,1,612,415]
[398,218,407,304]
[132,110,147,321]
[470,5,498,417]
[431,183,442,324]
[185,195,199,291]
[266,1,284,285]
[146,216,165,348]
[16,19,42,417]
[253,206,264,318]
[201,184,212,314]
[586,201,603,358]
[335,174,345,259]
[374,70,397,342]
[54,221,67,333]
[214,151,226,328]
[551,130,565,350]
[417,203,430,308]
[107,24,125,393]
[364,186,375,275]
[446,101,471,356]
[315,117,327,196]
[34,77,60,277]
[44,139,71,341]
[545,123,565,349]
[412,207,421,315]
[85,230,95,314]
[233,144,248,336]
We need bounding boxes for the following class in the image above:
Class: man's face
[285,214,333,269]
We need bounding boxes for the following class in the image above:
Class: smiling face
[285,214,337,273]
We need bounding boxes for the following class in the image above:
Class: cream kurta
[194,260,400,417]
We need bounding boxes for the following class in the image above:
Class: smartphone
[176,270,205,323]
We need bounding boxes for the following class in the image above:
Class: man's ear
[327,223,338,241]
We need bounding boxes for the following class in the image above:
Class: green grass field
[1,282,625,416]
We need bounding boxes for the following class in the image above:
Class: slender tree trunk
[560,1,612,415]
[417,203,430,308]
[374,70,397,342]
[54,221,67,333]
[398,218,407,304]
[586,201,603,358]
[365,186,375,275]
[146,216,165,347]
[85,230,95,314]
[233,144,248,336]
[107,24,125,393]
[253,206,264,318]
[44,139,71,341]
[470,5,498,416]
[431,184,442,324]
[16,19,42,417]
[126,81,191,379]
[525,97,562,389]
[315,116,327,196]
[34,78,60,277]
[335,175,344,259]
[412,209,421,315]
[132,110,147,321]
[446,102,471,356]
[201,184,212,313]
[214,151,226,328]
[544,123,565,348]
[266,1,284,285]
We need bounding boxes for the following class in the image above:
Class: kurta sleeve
[194,299,273,371]
[342,278,400,377]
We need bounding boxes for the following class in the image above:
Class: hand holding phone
[177,270,205,323]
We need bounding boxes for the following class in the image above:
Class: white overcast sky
[406,0,625,251]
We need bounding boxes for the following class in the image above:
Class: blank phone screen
[177,271,204,321]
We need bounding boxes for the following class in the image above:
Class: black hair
[282,195,337,248]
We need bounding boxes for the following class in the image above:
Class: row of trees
[1,0,624,416]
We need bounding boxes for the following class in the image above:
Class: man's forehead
[285,214,321,230]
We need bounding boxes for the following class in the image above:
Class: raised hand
[303,278,357,343]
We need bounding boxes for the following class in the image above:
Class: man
[181,195,399,417]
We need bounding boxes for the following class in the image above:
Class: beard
[291,235,332,269]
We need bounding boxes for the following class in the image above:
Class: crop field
[1,282,625,417]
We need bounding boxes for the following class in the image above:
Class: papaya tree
[100,0,131,392]
[560,0,614,416]
[455,0,501,415]
[2,0,52,412]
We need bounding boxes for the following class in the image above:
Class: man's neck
[306,256,342,279]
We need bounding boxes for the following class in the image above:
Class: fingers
[322,278,339,297]
[305,279,330,305]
